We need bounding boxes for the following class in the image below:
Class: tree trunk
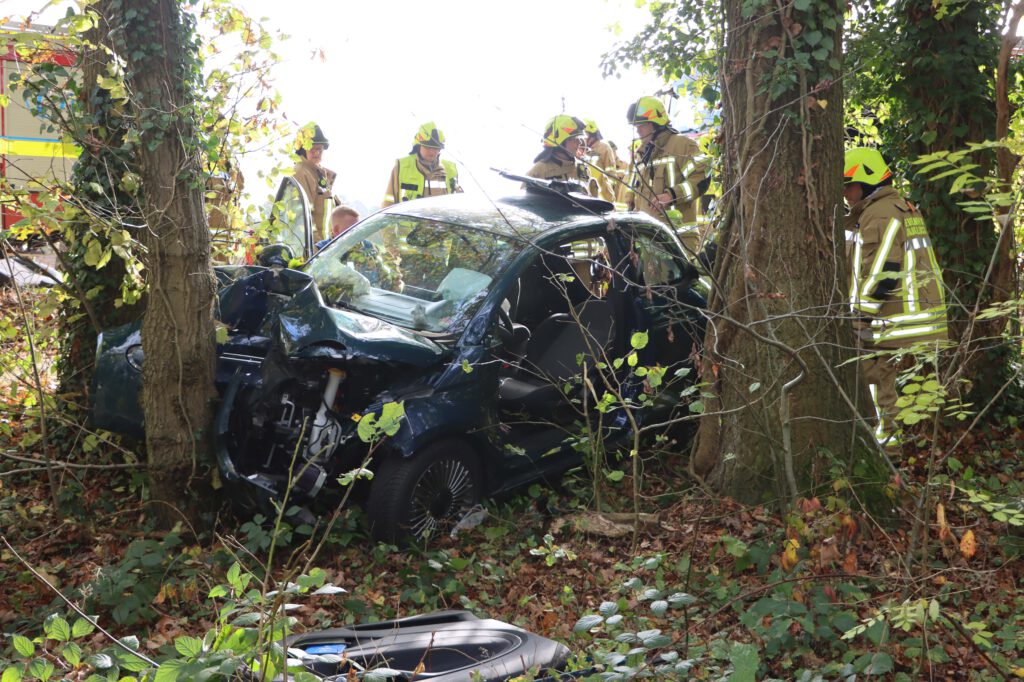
[692,0,875,503]
[117,0,218,523]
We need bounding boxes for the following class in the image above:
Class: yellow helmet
[627,96,669,126]
[295,122,329,155]
[542,115,585,148]
[583,118,600,135]
[413,122,445,149]
[844,147,891,185]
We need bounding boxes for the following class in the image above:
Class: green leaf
[864,652,894,675]
[154,659,183,682]
[174,636,204,658]
[605,469,625,482]
[72,618,96,638]
[2,665,23,682]
[26,660,54,681]
[62,642,82,667]
[599,601,619,617]
[630,331,649,350]
[727,642,760,681]
[667,592,698,607]
[226,562,242,590]
[574,614,604,633]
[650,600,669,616]
[83,239,103,267]
[44,615,72,642]
[12,635,34,658]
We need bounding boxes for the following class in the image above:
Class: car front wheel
[367,440,482,543]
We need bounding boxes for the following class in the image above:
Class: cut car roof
[380,191,621,241]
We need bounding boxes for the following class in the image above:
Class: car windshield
[306,213,522,334]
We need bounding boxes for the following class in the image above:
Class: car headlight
[126,344,144,371]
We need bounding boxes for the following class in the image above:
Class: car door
[269,176,314,261]
[485,232,629,486]
[607,224,705,371]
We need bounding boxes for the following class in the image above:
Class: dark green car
[92,175,705,541]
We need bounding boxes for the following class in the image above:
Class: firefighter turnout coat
[383,155,460,207]
[526,156,599,197]
[587,138,620,202]
[629,129,707,252]
[293,158,337,243]
[845,186,949,348]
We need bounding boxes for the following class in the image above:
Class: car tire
[367,440,482,543]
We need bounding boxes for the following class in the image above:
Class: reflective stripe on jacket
[845,186,949,348]
[383,155,460,207]
[629,130,707,230]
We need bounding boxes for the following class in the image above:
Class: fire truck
[1,22,79,234]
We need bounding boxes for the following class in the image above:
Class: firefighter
[582,119,621,203]
[844,147,950,444]
[626,96,708,254]
[382,122,461,207]
[526,114,595,193]
[293,123,337,243]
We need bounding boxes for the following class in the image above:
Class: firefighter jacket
[844,185,949,349]
[526,156,596,195]
[629,129,708,252]
[382,155,460,207]
[293,158,337,243]
[587,139,620,202]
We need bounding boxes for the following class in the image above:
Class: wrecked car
[91,173,706,541]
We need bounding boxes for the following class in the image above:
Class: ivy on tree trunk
[113,0,218,523]
[691,0,880,503]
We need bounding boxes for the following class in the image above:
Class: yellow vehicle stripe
[0,137,81,158]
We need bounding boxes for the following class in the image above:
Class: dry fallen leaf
[781,538,800,571]
[959,529,977,559]
[936,503,952,542]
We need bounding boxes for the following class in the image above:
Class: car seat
[498,299,615,416]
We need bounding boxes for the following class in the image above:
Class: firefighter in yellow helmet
[526,114,595,194]
[382,122,461,207]
[627,96,709,254]
[582,118,621,202]
[292,123,337,243]
[844,147,949,445]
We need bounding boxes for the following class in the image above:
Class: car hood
[279,286,447,365]
[219,267,446,367]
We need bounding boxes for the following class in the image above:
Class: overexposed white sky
[2,0,693,213]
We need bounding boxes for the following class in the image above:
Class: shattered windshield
[306,214,522,333]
